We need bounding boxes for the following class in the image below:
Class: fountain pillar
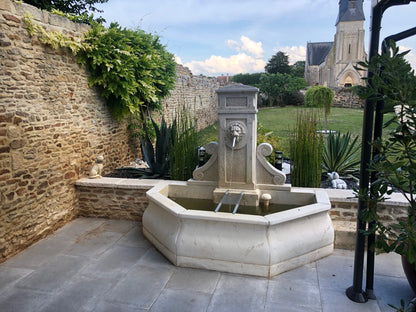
[214,85,260,205]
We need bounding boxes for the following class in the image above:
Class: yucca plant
[289,111,324,187]
[322,131,360,176]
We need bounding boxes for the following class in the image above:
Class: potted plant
[354,42,416,293]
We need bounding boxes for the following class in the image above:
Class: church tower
[328,0,367,87]
[305,0,367,87]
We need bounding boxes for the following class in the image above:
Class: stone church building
[305,0,367,87]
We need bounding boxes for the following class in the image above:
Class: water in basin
[169,197,298,216]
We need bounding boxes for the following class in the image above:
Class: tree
[305,85,334,132]
[265,51,291,74]
[232,73,262,86]
[259,73,307,106]
[290,61,306,78]
[23,0,108,15]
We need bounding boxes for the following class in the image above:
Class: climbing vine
[23,12,176,120]
[23,13,85,54]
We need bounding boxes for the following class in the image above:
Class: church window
[348,44,351,54]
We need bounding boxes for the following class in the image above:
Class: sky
[95,0,416,77]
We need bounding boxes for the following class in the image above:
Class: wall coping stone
[76,177,166,190]
[76,178,410,206]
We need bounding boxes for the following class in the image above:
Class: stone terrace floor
[0,218,413,312]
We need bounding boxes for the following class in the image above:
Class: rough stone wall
[77,186,149,221]
[332,87,364,108]
[330,199,408,224]
[161,65,219,131]
[0,0,138,262]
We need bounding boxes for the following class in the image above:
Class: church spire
[336,0,365,25]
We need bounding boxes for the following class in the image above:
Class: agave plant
[139,116,172,178]
[322,131,360,177]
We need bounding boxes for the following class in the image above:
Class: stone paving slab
[0,218,414,312]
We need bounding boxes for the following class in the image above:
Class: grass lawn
[198,106,396,156]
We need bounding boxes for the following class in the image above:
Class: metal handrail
[232,192,245,214]
[214,190,229,212]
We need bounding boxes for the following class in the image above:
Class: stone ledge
[75,177,165,190]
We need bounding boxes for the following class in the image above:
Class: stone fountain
[143,84,334,277]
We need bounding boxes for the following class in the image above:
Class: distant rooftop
[336,0,365,25]
[306,42,334,66]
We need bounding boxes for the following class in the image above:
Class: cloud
[184,53,266,76]
[183,36,265,76]
[174,55,183,65]
[227,36,264,59]
[274,45,307,64]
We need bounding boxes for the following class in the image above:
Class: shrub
[289,111,323,187]
[257,123,282,164]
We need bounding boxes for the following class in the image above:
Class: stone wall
[76,178,156,221]
[161,65,219,131]
[0,0,139,262]
[332,87,364,109]
[0,0,219,263]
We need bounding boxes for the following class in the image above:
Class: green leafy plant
[305,85,334,132]
[139,116,172,178]
[169,110,199,181]
[389,298,416,312]
[259,73,307,107]
[289,111,323,187]
[78,22,176,120]
[322,131,360,176]
[23,0,108,17]
[50,9,102,24]
[23,14,176,123]
[257,123,282,164]
[23,13,85,54]
[355,42,416,270]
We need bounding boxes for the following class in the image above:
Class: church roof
[306,42,333,66]
[336,0,365,24]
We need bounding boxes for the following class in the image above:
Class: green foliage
[290,61,306,78]
[289,111,323,187]
[257,123,282,164]
[322,131,360,176]
[23,15,176,123]
[127,113,156,142]
[78,22,176,119]
[169,110,199,181]
[139,116,172,178]
[265,51,291,74]
[259,73,307,107]
[388,298,416,312]
[23,0,108,15]
[231,73,262,87]
[354,41,416,113]
[23,13,85,54]
[50,9,103,24]
[305,86,334,131]
[356,42,416,266]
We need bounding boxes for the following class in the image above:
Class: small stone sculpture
[89,155,104,179]
[327,171,347,189]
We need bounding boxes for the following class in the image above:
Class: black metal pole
[346,1,383,303]
[347,0,415,303]
[366,24,416,299]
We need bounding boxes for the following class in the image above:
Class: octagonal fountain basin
[143,181,334,278]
